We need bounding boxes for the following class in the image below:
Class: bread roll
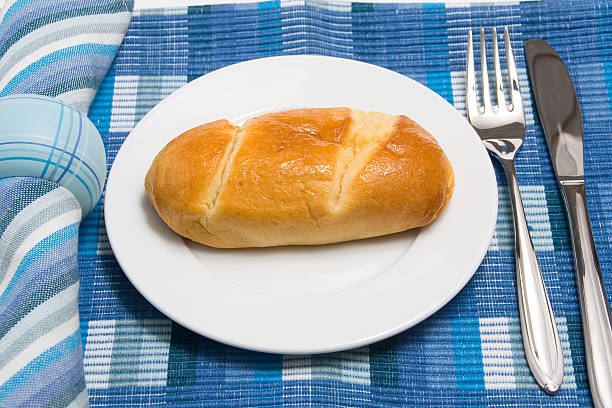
[145,108,454,248]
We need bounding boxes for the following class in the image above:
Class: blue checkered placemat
[80,0,612,406]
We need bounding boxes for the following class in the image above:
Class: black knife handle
[561,182,612,408]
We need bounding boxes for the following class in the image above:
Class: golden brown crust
[144,119,237,243]
[145,108,454,248]
[336,116,454,235]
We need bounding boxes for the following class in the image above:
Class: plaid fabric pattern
[79,0,609,406]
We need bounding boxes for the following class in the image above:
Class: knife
[525,39,612,408]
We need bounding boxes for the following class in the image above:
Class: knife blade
[525,39,612,408]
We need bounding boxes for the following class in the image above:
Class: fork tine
[504,26,523,112]
[480,28,492,113]
[492,27,506,111]
[466,30,479,119]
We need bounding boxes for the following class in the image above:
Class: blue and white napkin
[0,1,132,406]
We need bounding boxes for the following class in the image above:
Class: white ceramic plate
[105,56,497,354]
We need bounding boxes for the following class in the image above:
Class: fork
[466,27,564,394]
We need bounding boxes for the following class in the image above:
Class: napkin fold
[0,0,132,406]
[0,0,133,112]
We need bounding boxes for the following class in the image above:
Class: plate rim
[105,55,498,354]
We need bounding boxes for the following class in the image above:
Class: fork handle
[502,158,565,393]
[560,182,612,408]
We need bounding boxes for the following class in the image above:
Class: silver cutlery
[466,27,564,393]
[525,39,612,408]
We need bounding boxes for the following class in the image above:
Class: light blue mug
[0,95,106,217]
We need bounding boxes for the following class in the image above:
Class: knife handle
[502,158,565,393]
[561,182,612,408]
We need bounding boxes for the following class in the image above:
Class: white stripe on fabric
[479,317,516,390]
[0,32,127,90]
[0,0,18,23]
[282,356,312,381]
[65,388,89,408]
[517,69,535,127]
[303,0,351,12]
[310,347,371,385]
[109,75,138,133]
[57,88,97,113]
[282,355,312,404]
[518,186,554,251]
[0,283,79,356]
[340,348,370,385]
[0,314,79,385]
[283,350,371,386]
[83,320,115,389]
[493,186,553,252]
[480,317,577,390]
[84,319,172,389]
[108,75,188,133]
[0,208,81,296]
[450,71,466,115]
[445,1,521,8]
[135,323,172,386]
[282,0,305,7]
[133,7,189,17]
[557,317,577,390]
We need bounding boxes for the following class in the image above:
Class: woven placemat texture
[80,0,612,406]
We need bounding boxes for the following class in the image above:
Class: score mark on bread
[145,108,454,248]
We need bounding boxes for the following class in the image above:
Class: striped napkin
[0,1,132,406]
